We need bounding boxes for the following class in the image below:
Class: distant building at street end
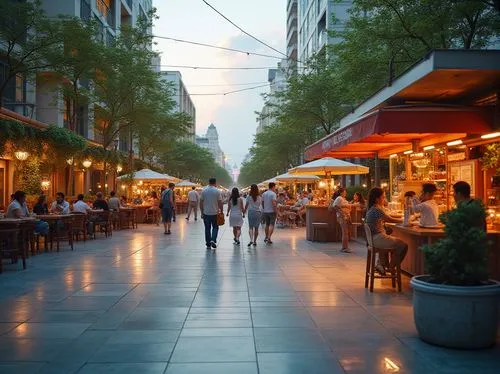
[160,71,196,143]
[196,123,225,167]
[286,0,298,73]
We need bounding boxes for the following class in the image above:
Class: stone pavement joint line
[0,216,499,374]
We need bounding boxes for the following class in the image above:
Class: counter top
[305,205,329,209]
[393,224,500,236]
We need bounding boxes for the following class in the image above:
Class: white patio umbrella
[175,180,200,188]
[288,158,369,176]
[275,172,320,183]
[117,169,178,183]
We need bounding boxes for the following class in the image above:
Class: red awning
[304,106,495,160]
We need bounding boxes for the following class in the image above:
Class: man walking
[200,178,223,250]
[262,182,278,244]
[186,186,199,221]
[161,183,175,235]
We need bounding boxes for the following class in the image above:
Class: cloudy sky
[153,0,286,167]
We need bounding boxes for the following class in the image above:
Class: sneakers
[247,242,253,247]
[267,240,273,244]
[264,238,269,243]
[340,248,351,253]
[210,241,217,249]
[206,245,211,250]
[185,217,189,221]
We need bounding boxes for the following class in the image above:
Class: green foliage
[17,157,42,195]
[422,199,489,285]
[42,125,87,157]
[481,142,500,176]
[346,186,368,201]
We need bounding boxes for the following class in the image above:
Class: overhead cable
[201,0,288,59]
[184,83,270,96]
[156,64,278,70]
[153,35,284,60]
[186,81,268,87]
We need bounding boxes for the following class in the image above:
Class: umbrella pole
[326,171,332,200]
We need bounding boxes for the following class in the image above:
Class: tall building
[196,123,225,167]
[297,0,353,63]
[160,71,196,143]
[256,61,287,135]
[286,0,298,72]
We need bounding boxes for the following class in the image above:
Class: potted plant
[410,199,500,349]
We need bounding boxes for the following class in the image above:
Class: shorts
[162,207,173,223]
[247,210,262,229]
[262,212,276,226]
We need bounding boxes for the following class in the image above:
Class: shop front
[304,50,500,279]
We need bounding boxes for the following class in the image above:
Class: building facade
[297,0,352,63]
[256,61,288,135]
[196,124,225,167]
[286,0,298,71]
[160,71,196,143]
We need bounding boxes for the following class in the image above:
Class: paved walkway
[0,215,499,374]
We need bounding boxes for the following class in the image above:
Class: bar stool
[364,224,402,292]
[312,222,329,242]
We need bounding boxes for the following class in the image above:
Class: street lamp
[14,151,29,161]
[82,159,92,168]
[116,165,123,173]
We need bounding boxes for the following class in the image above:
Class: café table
[36,214,74,252]
[119,207,137,229]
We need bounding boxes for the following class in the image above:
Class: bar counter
[305,205,341,242]
[392,224,500,281]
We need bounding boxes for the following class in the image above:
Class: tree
[0,0,61,107]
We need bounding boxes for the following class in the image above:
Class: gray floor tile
[254,328,330,352]
[0,363,45,374]
[252,311,316,328]
[165,362,258,374]
[170,336,255,363]
[258,352,345,374]
[7,322,90,339]
[89,342,175,363]
[180,327,254,337]
[78,363,168,374]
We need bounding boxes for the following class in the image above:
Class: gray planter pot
[411,275,500,349]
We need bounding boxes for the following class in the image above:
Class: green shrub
[346,185,368,201]
[422,200,489,285]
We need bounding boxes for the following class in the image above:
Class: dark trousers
[203,214,219,245]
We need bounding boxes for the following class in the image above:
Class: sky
[153,0,286,167]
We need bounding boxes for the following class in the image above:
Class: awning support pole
[374,154,381,187]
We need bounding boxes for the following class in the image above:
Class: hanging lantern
[14,151,29,161]
[116,165,123,172]
[82,159,92,168]
[66,157,74,165]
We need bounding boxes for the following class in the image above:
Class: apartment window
[96,0,115,29]
[15,73,24,103]
[80,0,91,23]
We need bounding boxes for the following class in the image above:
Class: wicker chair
[94,211,112,238]
[70,213,88,242]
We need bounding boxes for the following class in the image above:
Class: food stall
[288,158,369,242]
[302,50,500,278]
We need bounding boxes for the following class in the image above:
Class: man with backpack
[161,183,175,235]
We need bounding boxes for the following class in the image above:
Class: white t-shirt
[200,186,222,215]
[414,199,439,227]
[262,190,277,213]
[73,200,91,214]
[333,196,350,219]
[108,197,121,211]
[188,190,199,202]
[51,200,70,214]
[246,195,262,212]
[6,200,28,218]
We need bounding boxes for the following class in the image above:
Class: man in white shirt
[7,190,49,235]
[51,192,70,214]
[262,182,278,244]
[73,194,91,214]
[413,183,440,227]
[186,187,199,221]
[200,178,223,250]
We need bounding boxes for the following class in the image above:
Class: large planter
[411,275,500,349]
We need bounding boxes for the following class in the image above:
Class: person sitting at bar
[120,195,128,207]
[93,192,109,211]
[453,181,486,230]
[51,192,70,214]
[33,194,49,215]
[365,187,408,275]
[7,190,49,236]
[108,191,121,211]
[73,194,91,214]
[413,183,439,227]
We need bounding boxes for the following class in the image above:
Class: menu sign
[449,160,476,196]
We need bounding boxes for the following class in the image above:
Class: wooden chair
[364,224,402,292]
[94,211,112,238]
[70,213,88,242]
[0,227,22,272]
[50,216,74,252]
[146,208,160,226]
[33,232,48,253]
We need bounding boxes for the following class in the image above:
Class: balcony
[287,0,297,14]
[287,27,297,47]
[287,12,297,30]
[318,29,328,49]
[287,43,298,59]
[125,0,132,9]
[96,0,115,29]
[80,0,91,23]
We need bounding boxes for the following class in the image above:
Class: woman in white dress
[227,187,244,245]
[244,184,262,247]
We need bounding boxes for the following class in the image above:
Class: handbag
[217,212,225,226]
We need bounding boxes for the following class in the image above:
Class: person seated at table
[108,191,121,211]
[120,195,128,207]
[277,192,287,206]
[73,194,91,214]
[93,192,109,211]
[132,195,143,205]
[33,194,49,215]
[293,191,309,208]
[51,192,70,214]
[7,190,49,236]
[365,187,408,275]
[413,183,439,227]
[351,192,366,210]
